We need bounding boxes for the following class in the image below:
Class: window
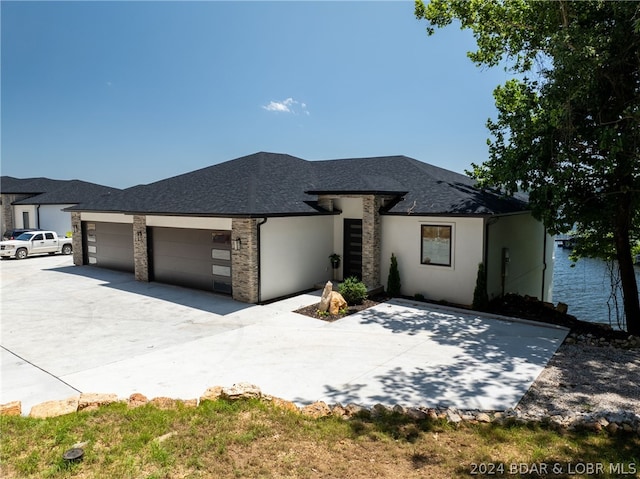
[32,233,43,241]
[421,225,452,266]
[45,233,55,240]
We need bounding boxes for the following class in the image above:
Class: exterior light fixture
[232,238,242,251]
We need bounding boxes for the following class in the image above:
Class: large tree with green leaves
[415,0,640,334]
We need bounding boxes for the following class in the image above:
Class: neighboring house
[68,152,554,305]
[0,177,120,238]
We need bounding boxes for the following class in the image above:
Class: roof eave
[305,189,408,196]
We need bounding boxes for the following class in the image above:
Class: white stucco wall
[13,205,37,229]
[486,212,553,301]
[380,215,485,306]
[39,204,74,236]
[260,215,334,301]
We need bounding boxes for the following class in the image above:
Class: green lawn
[1,399,638,478]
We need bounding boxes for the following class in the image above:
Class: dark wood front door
[343,219,362,280]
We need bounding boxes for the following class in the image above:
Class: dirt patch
[295,294,390,322]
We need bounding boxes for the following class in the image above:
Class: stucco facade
[380,215,485,305]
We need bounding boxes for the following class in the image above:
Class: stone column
[133,215,149,282]
[362,195,382,288]
[71,212,84,266]
[1,194,14,237]
[231,218,259,303]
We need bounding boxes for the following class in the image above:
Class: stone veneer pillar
[71,212,84,266]
[1,194,14,236]
[231,218,259,303]
[362,195,382,288]
[133,215,149,282]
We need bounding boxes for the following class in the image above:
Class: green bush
[339,277,368,305]
[387,253,401,296]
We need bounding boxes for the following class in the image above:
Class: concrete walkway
[1,256,568,415]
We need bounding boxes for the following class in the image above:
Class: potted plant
[329,253,341,269]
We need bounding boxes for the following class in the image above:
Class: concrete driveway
[1,256,568,415]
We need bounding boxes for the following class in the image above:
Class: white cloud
[262,97,309,115]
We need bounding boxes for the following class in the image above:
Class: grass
[1,399,638,478]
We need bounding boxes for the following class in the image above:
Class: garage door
[150,227,232,294]
[83,222,134,272]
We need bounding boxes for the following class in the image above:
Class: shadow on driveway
[306,300,568,410]
[49,265,251,316]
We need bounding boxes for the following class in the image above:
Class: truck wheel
[16,248,27,260]
[62,244,72,255]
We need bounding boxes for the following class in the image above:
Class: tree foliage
[415,0,640,333]
[387,253,402,296]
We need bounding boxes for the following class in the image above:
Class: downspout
[36,205,41,229]
[257,217,268,303]
[541,226,548,301]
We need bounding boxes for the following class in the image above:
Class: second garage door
[150,227,232,294]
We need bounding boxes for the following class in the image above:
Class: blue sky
[2,1,511,189]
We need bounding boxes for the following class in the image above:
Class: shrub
[339,277,368,305]
[387,253,401,296]
[472,262,489,312]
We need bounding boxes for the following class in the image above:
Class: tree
[387,253,402,296]
[472,263,489,312]
[415,0,640,334]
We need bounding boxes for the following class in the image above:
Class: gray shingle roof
[1,177,120,206]
[69,152,528,216]
[0,177,68,195]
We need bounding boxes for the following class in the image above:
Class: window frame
[420,224,453,267]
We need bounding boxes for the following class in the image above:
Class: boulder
[128,393,149,408]
[269,396,299,413]
[319,281,333,312]
[221,382,262,400]
[0,401,21,416]
[200,386,224,403]
[329,291,347,315]
[78,393,119,411]
[150,397,180,409]
[301,401,332,418]
[30,396,79,418]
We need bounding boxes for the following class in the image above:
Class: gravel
[516,338,640,419]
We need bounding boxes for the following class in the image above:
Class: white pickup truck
[0,231,73,260]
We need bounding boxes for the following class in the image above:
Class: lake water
[552,242,640,328]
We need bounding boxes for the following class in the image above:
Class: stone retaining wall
[2,381,638,436]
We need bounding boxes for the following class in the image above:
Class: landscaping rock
[344,403,367,417]
[78,393,119,411]
[331,403,349,419]
[30,396,79,418]
[371,403,390,417]
[128,393,148,408]
[200,386,224,402]
[329,291,347,315]
[406,407,428,421]
[301,401,332,418]
[269,396,299,413]
[150,397,180,409]
[445,408,462,423]
[476,412,492,423]
[221,382,262,400]
[0,401,21,416]
[318,281,333,312]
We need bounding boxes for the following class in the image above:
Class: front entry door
[343,219,363,280]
